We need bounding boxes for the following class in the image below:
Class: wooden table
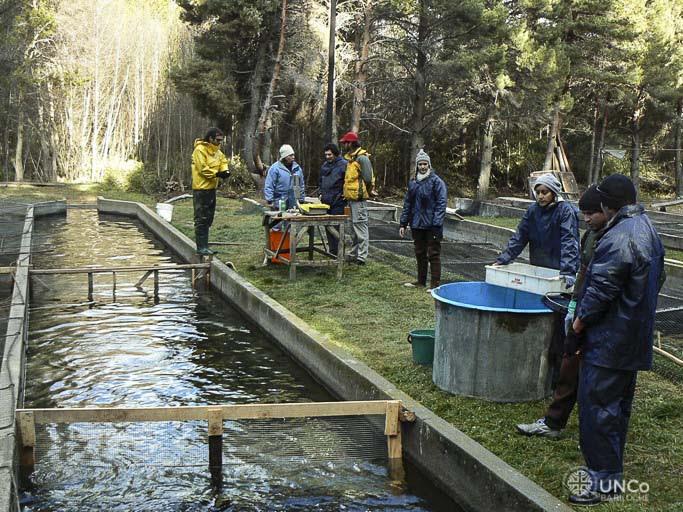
[263,211,348,281]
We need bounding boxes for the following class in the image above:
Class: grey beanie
[533,173,563,198]
[415,149,431,168]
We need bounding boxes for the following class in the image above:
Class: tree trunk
[351,0,372,133]
[324,0,336,143]
[254,0,288,173]
[47,82,58,180]
[629,88,646,194]
[3,89,10,177]
[409,0,427,168]
[630,110,642,195]
[588,97,599,184]
[476,108,495,200]
[38,100,53,181]
[14,98,24,182]
[675,97,682,197]
[542,104,561,172]
[244,38,268,175]
[595,99,609,183]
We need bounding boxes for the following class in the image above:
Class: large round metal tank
[431,282,554,402]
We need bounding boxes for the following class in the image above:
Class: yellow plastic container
[299,203,329,215]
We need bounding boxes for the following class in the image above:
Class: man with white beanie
[264,144,305,210]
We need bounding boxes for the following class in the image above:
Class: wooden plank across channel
[16,400,400,424]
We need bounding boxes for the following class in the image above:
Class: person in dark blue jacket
[495,173,580,286]
[318,143,347,255]
[399,149,447,290]
[570,174,665,506]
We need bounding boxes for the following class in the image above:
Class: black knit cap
[578,185,602,213]
[597,174,636,209]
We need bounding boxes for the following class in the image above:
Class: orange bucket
[269,229,290,263]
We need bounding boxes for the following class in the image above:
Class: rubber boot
[195,227,214,256]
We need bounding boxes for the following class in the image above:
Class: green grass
[0,182,155,206]
[666,248,683,263]
[5,186,683,511]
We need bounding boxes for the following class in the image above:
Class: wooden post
[134,270,153,289]
[17,411,36,467]
[308,225,314,261]
[289,223,298,281]
[112,272,116,301]
[191,268,196,289]
[153,270,159,302]
[87,272,93,301]
[384,401,405,483]
[204,257,211,287]
[208,408,223,489]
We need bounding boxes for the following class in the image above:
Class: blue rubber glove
[563,275,576,290]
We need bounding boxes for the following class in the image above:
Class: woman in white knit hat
[264,144,305,210]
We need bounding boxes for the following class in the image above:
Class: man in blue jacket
[495,173,580,285]
[399,149,447,290]
[570,174,665,505]
[264,144,305,210]
[318,143,347,255]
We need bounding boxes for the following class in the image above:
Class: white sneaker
[403,282,424,288]
[515,418,562,439]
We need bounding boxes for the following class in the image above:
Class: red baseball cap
[339,131,359,143]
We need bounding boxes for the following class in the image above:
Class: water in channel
[20,209,440,511]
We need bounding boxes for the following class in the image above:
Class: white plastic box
[155,203,174,222]
[484,262,572,295]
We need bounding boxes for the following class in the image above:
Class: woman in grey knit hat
[398,149,448,290]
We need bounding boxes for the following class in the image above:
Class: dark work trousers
[544,353,580,429]
[325,203,345,256]
[548,314,566,389]
[579,362,637,493]
[193,189,217,249]
[412,228,442,288]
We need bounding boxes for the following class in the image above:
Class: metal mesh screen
[32,414,387,469]
[369,223,494,283]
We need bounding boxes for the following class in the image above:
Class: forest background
[0,0,682,200]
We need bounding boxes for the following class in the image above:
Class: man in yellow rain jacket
[192,128,230,255]
[340,131,374,265]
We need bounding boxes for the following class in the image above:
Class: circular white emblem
[564,466,593,495]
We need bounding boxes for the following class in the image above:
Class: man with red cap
[339,131,375,265]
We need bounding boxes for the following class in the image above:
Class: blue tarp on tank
[431,282,551,314]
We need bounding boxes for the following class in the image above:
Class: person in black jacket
[569,174,665,506]
[318,143,347,255]
[516,185,607,439]
[399,149,447,290]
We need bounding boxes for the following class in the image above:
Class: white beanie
[279,144,295,161]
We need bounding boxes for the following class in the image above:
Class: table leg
[337,221,345,280]
[289,223,298,281]
[263,222,270,266]
[308,225,314,260]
